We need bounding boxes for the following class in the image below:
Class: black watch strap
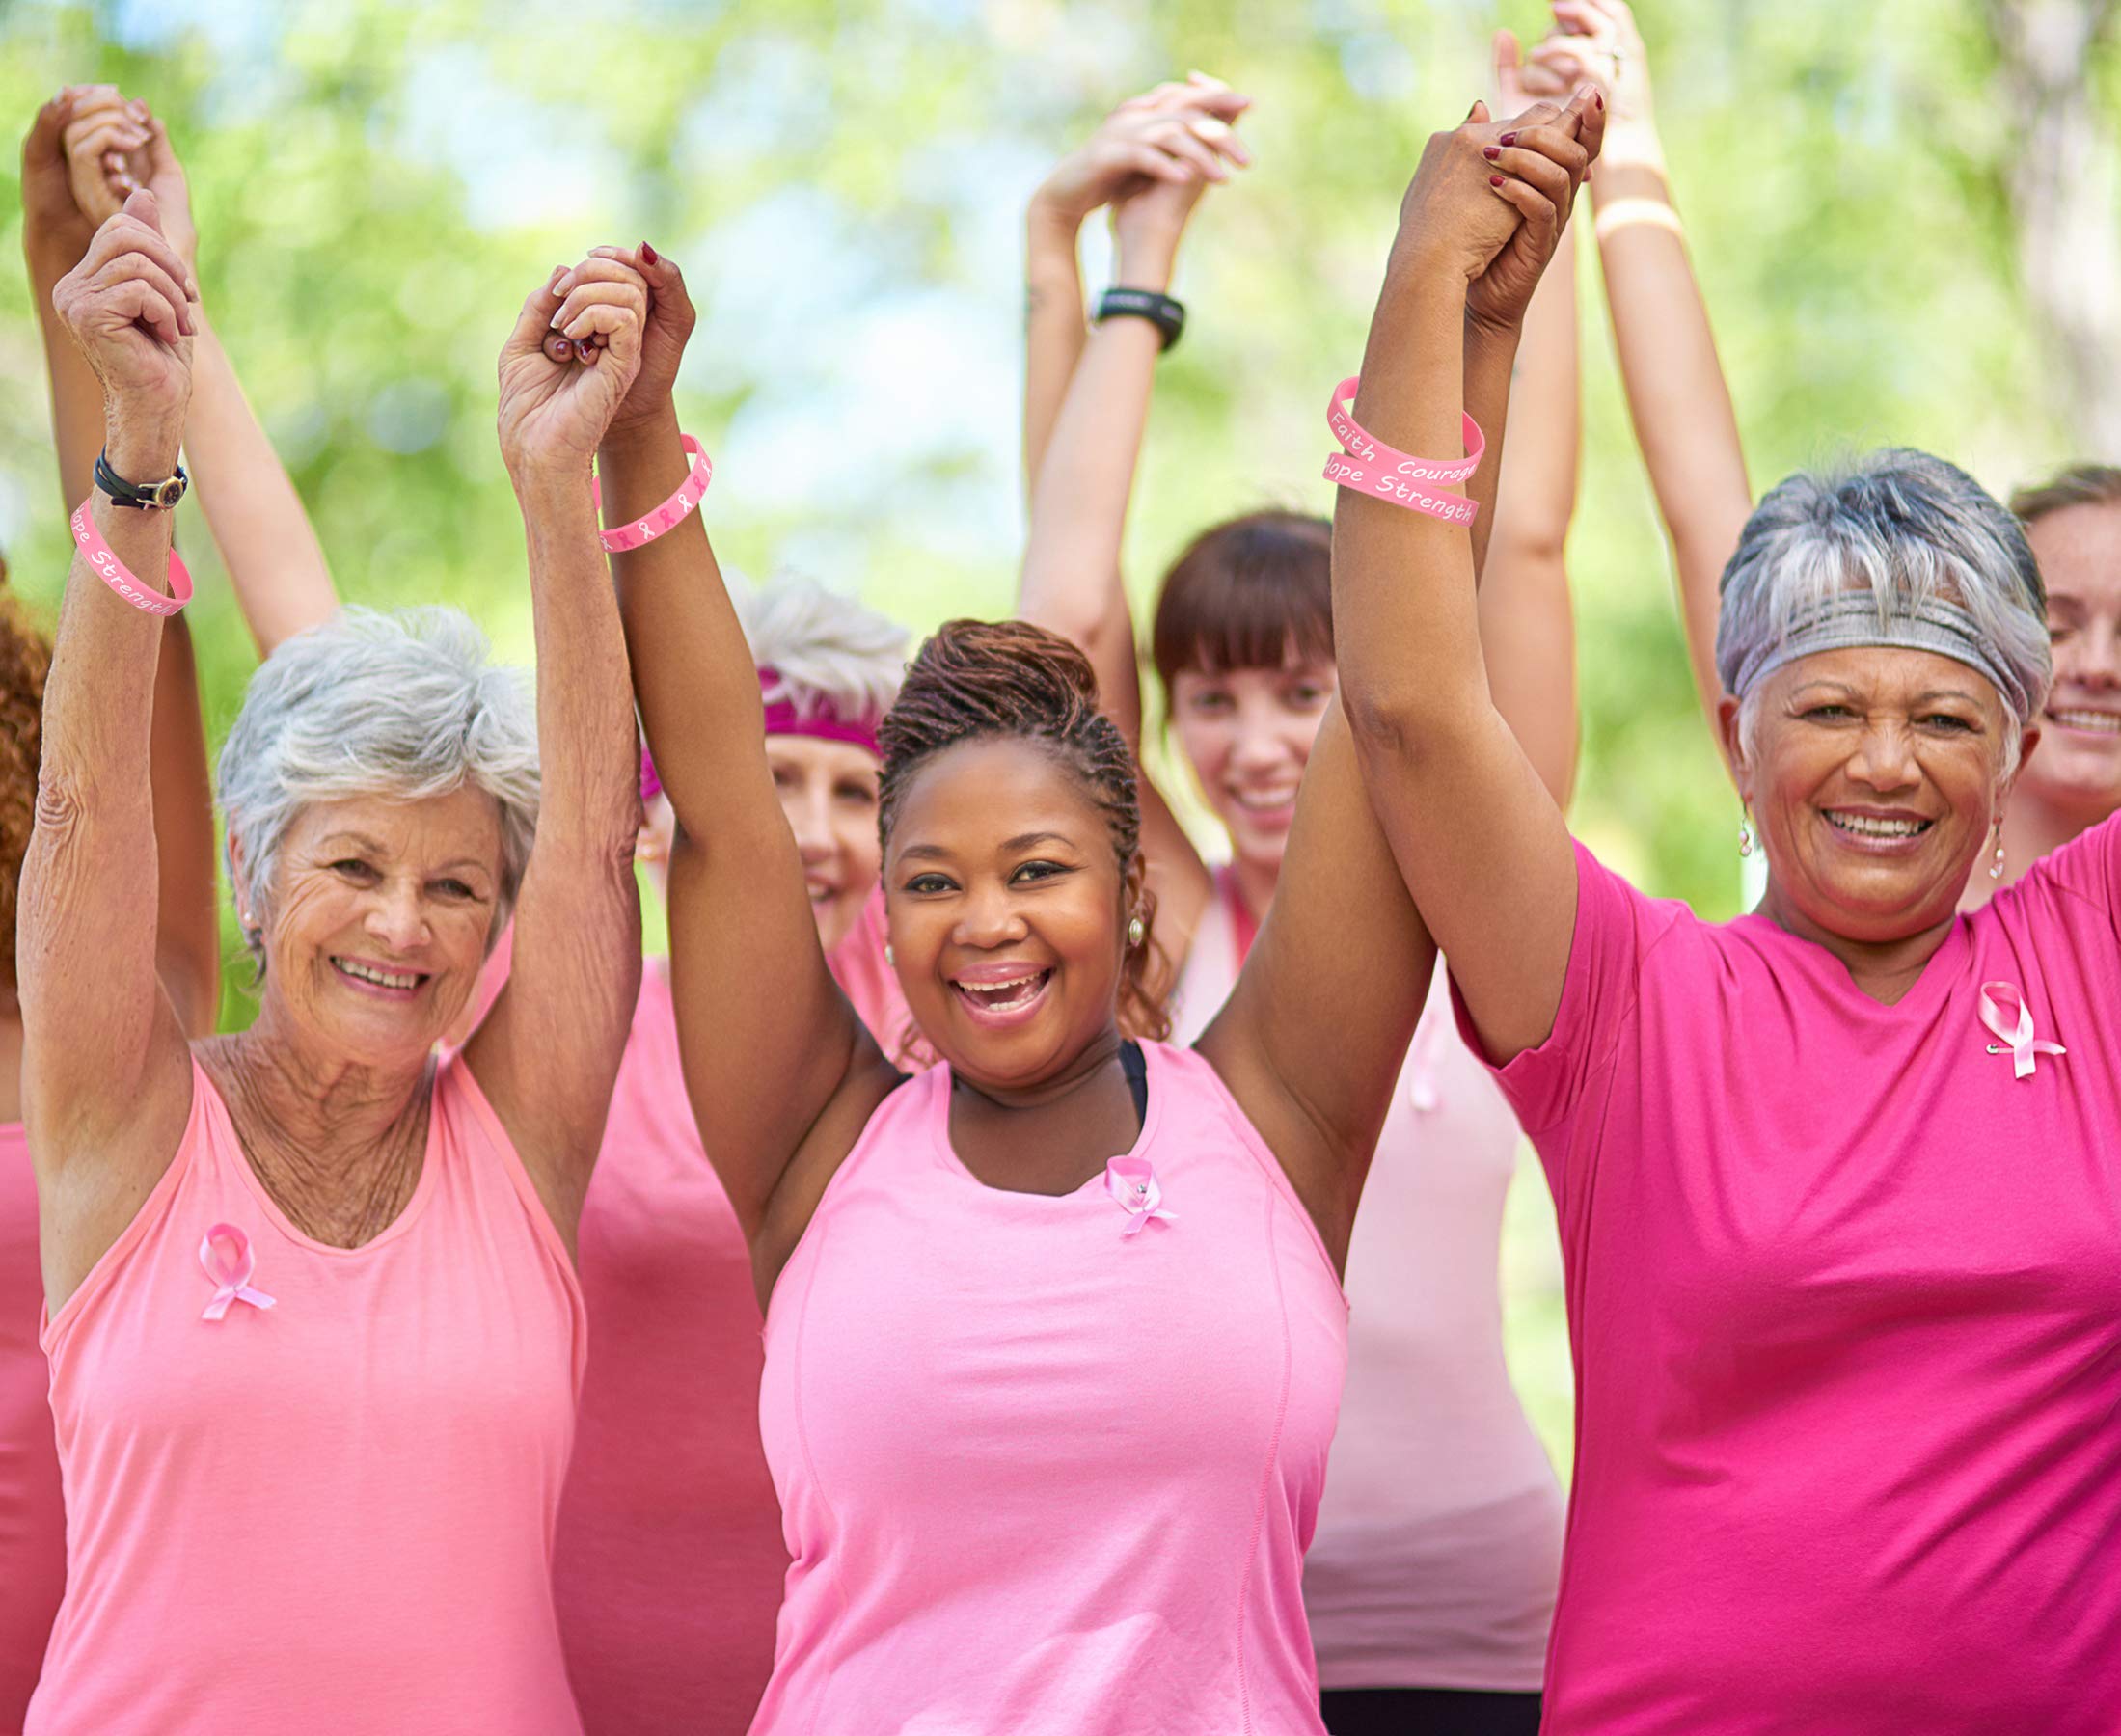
[1095,287,1185,352]
[95,448,188,510]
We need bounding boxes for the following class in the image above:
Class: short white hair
[731,571,906,723]
[217,608,538,965]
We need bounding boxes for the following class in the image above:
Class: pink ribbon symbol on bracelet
[1322,375,1484,526]
[1978,980,2066,1079]
[590,433,713,553]
[1105,1155,1178,1237]
[199,1224,277,1321]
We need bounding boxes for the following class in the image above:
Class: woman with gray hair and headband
[1335,104,2121,1733]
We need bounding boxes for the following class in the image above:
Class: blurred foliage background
[2,0,2116,1469]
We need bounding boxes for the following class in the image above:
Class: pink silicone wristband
[591,433,712,553]
[1327,376,1484,482]
[1322,451,1480,525]
[70,500,193,616]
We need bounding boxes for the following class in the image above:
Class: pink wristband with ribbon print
[70,500,193,616]
[1323,374,1483,526]
[591,433,712,553]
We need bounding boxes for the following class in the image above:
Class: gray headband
[1717,590,2034,722]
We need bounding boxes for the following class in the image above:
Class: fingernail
[639,240,658,264]
[1595,91,1605,109]
[549,309,563,328]
[1483,145,1502,160]
[1500,131,1519,146]
[544,334,573,363]
[1490,175,1506,188]
[574,339,594,364]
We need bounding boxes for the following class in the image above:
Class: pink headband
[637,667,880,808]
[757,665,883,756]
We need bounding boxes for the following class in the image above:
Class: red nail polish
[544,334,573,363]
[1499,131,1518,146]
[574,339,594,364]
[1490,175,1506,187]
[639,240,658,264]
[1595,91,1605,109]
[1483,145,1501,160]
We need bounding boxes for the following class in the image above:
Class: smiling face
[884,736,1137,1092]
[768,735,883,954]
[1723,646,2026,943]
[1168,653,1337,871]
[2021,502,2121,822]
[241,786,504,1067]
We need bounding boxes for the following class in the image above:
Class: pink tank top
[554,905,911,1735]
[1173,869,1563,1692]
[30,1055,586,1736]
[1,1122,64,1729]
[756,1039,1346,1735]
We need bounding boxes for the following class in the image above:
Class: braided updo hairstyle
[878,618,1171,1043]
[0,578,53,997]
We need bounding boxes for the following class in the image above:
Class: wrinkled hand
[51,190,198,424]
[56,87,201,272]
[498,254,648,476]
[1530,0,1651,130]
[571,244,695,442]
[1033,73,1251,233]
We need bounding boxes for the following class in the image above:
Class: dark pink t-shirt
[1457,816,2121,1734]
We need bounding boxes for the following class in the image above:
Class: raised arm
[462,256,645,1239]
[1481,29,1585,806]
[23,92,219,1036]
[1336,93,1603,1068]
[21,194,204,1251]
[588,246,897,1288]
[1533,0,1751,746]
[1020,88,1250,954]
[57,91,340,654]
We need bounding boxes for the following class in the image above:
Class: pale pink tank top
[1173,868,1563,1692]
[756,1039,1346,1735]
[1,1122,64,1729]
[30,1054,586,1735]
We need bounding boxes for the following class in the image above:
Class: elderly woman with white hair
[1334,102,2120,1732]
[553,568,910,1736]
[20,192,645,1735]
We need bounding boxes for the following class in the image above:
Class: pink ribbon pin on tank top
[199,1224,277,1320]
[1105,1155,1178,1237]
[1978,980,2066,1080]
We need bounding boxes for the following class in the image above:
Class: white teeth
[2049,708,2121,735]
[1232,788,1296,812]
[1827,813,1926,839]
[334,957,420,990]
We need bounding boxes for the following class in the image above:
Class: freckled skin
[1169,656,1337,876]
[1721,647,2033,972]
[238,785,505,1069]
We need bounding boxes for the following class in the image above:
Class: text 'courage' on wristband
[1324,374,1483,526]
[591,433,713,554]
[70,500,193,616]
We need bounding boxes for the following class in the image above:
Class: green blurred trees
[0,0,2114,1035]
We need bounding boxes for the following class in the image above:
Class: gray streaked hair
[1715,449,2052,773]
[730,571,907,724]
[217,607,539,966]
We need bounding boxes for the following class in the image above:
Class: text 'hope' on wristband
[1095,287,1185,352]
[70,500,193,616]
[591,433,714,554]
[1323,374,1483,526]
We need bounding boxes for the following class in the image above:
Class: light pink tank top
[1173,869,1563,1692]
[30,1055,586,1735]
[756,1039,1346,1735]
[1,1122,64,1729]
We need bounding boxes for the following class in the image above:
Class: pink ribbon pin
[1978,980,2066,1080]
[199,1224,277,1321]
[1105,1155,1178,1237]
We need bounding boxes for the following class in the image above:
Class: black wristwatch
[95,448,189,510]
[1095,287,1185,353]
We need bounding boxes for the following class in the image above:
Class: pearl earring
[884,942,895,967]
[1737,814,1754,859]
[1989,826,2006,881]
[1126,915,1145,949]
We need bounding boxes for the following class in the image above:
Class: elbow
[1340,672,1482,772]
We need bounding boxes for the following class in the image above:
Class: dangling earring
[1737,811,1754,858]
[884,942,895,967]
[1988,822,2006,882]
[1126,915,1145,949]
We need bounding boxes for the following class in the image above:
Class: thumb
[504,267,568,359]
[23,92,73,179]
[1467,98,1490,126]
[122,187,165,236]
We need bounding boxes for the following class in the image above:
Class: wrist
[599,399,681,462]
[1027,192,1088,250]
[1112,247,1177,294]
[1463,300,1527,352]
[102,412,185,483]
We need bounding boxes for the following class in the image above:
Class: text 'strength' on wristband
[591,433,713,553]
[70,500,193,616]
[1324,375,1483,525]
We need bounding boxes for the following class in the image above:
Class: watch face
[149,475,187,509]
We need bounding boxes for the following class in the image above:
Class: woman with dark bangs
[1017,44,1581,1736]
